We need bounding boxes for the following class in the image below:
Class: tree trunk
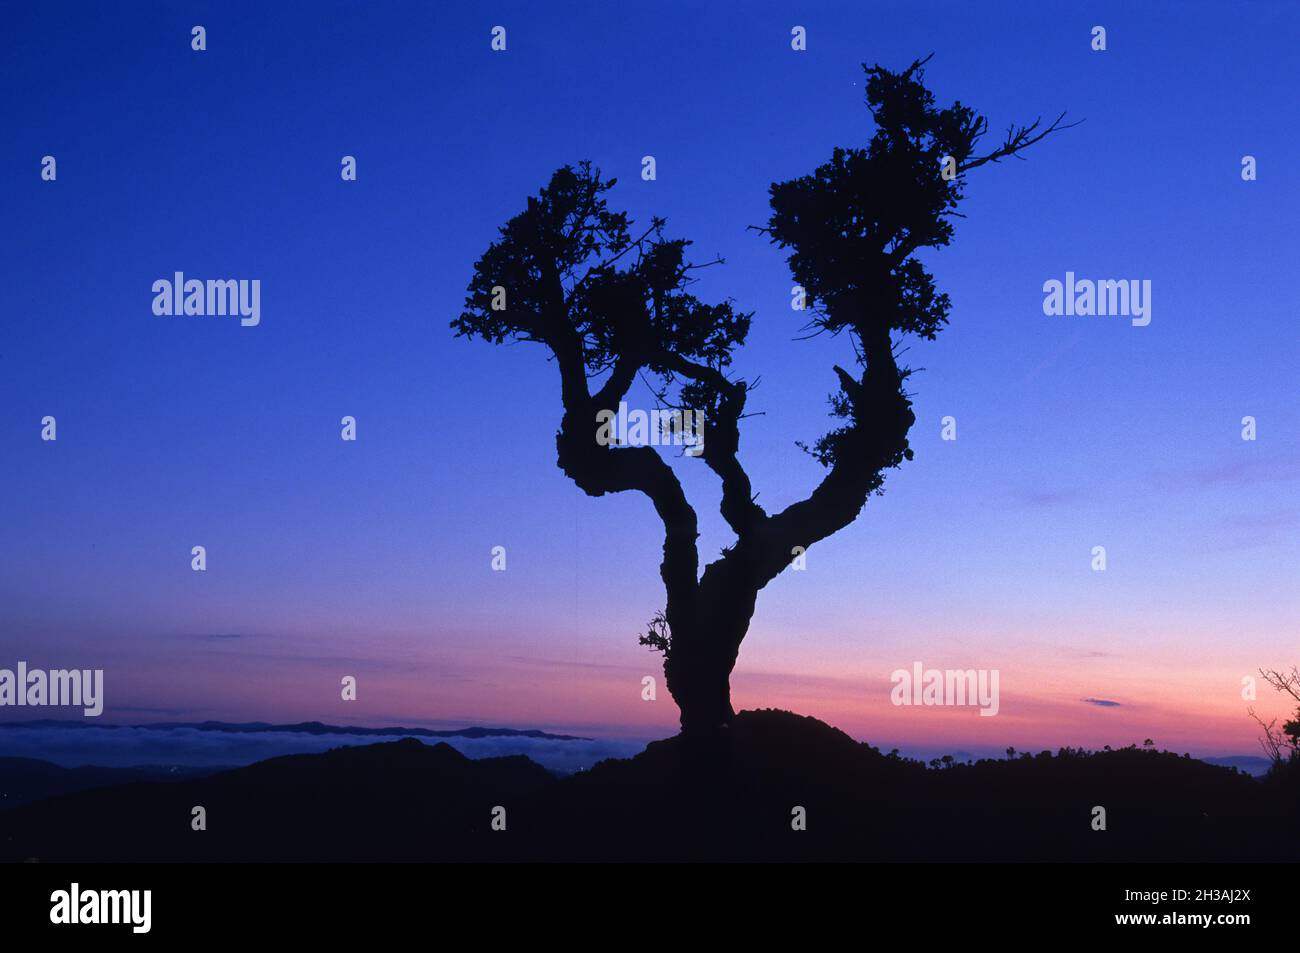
[663,551,765,732]
[664,588,757,731]
[664,633,737,732]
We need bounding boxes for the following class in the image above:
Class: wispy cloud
[180,633,267,641]
[109,705,197,717]
[1021,327,1085,385]
[1081,697,1122,708]
[1151,455,1300,492]
[1011,488,1086,507]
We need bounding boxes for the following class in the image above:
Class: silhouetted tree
[454,57,1072,731]
[1250,666,1300,768]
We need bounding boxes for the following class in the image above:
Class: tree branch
[655,352,767,539]
[958,111,1082,173]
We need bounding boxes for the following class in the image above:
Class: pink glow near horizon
[34,625,1289,760]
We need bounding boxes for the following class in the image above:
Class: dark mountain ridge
[3,710,1295,862]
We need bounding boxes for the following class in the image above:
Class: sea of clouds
[0,723,647,775]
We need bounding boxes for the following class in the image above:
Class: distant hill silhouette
[0,719,590,741]
[3,710,1295,862]
[1202,755,1273,777]
[0,758,221,811]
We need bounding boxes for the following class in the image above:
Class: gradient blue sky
[2,1,1296,758]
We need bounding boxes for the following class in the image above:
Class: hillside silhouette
[3,710,1295,862]
[0,758,220,810]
